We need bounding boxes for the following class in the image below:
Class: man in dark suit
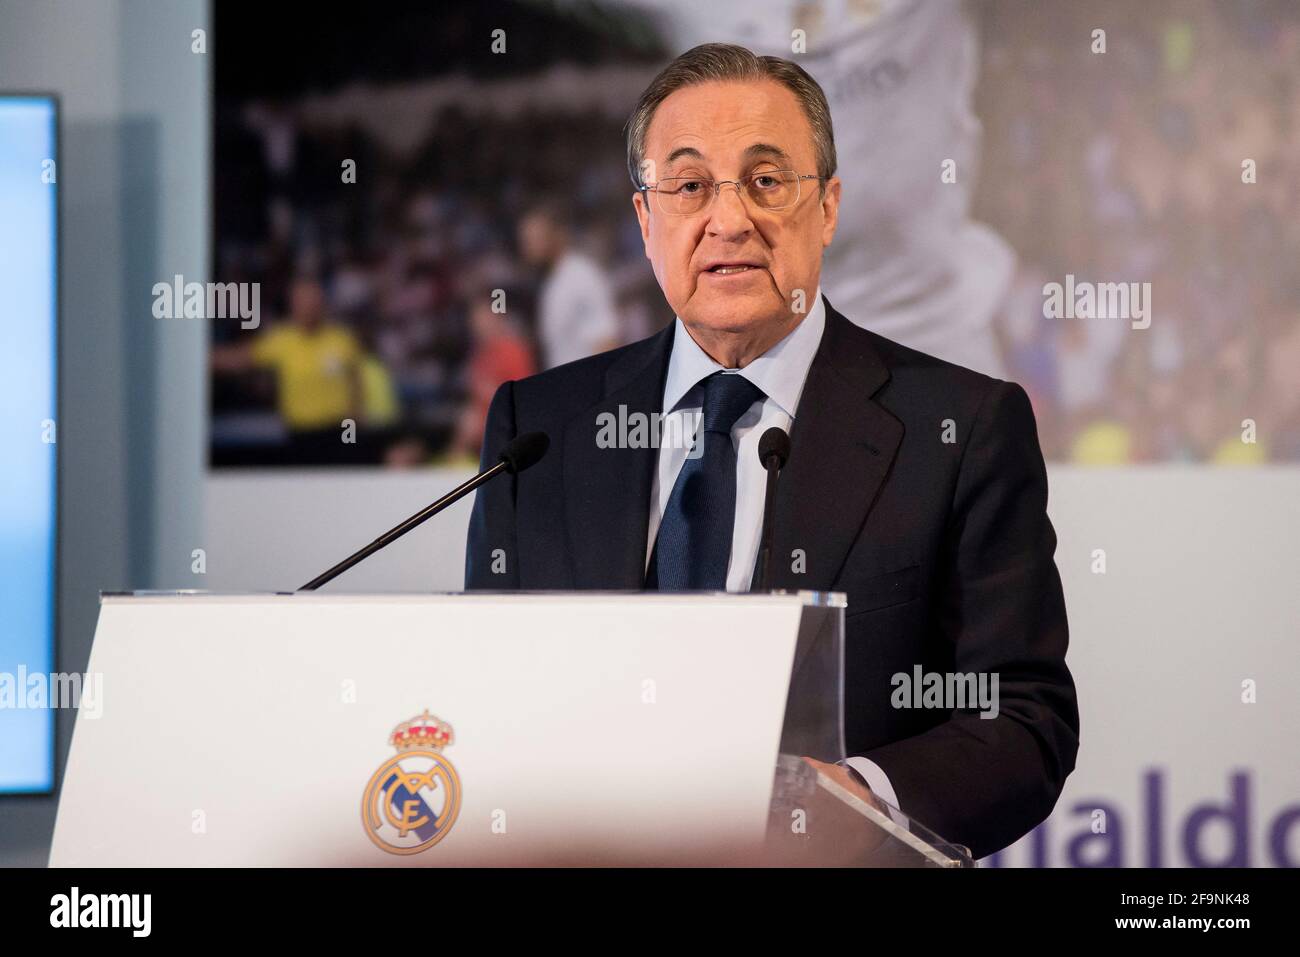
[466,43,1078,858]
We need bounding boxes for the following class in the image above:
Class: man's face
[633,79,840,350]
[518,213,558,267]
[290,279,325,330]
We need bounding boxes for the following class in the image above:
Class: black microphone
[299,431,549,591]
[753,427,791,592]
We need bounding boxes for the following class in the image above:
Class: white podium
[50,591,970,867]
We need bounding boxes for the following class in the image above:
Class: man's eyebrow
[664,146,703,166]
[743,143,791,164]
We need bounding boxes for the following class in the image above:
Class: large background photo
[211,0,1300,468]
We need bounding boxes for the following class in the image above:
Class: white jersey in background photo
[540,248,622,369]
[618,0,1016,377]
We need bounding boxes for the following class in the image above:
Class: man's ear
[820,176,841,248]
[632,191,652,258]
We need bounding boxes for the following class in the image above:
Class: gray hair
[625,43,837,190]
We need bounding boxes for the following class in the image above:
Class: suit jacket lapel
[765,301,903,590]
[562,323,675,588]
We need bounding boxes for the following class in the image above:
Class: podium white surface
[50,591,848,866]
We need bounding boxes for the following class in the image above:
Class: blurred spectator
[352,324,401,430]
[1070,418,1134,465]
[451,297,536,459]
[518,200,620,370]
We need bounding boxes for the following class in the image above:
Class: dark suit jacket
[465,298,1079,857]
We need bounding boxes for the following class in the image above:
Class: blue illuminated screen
[0,95,57,793]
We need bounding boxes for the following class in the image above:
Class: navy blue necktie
[649,371,766,590]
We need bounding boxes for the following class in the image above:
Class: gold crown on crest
[390,710,454,752]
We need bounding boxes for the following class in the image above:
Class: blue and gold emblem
[362,710,462,855]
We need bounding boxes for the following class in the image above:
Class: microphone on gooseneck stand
[753,427,791,593]
[299,431,549,591]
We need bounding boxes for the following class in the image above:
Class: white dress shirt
[644,290,904,821]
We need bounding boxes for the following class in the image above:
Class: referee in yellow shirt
[213,278,363,463]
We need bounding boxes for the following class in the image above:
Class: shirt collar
[661,289,826,418]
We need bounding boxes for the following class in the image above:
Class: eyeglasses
[637,169,823,216]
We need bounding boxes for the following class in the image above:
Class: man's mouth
[704,263,761,276]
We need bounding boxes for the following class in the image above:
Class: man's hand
[801,756,889,815]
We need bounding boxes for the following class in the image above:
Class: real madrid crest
[362,710,462,855]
